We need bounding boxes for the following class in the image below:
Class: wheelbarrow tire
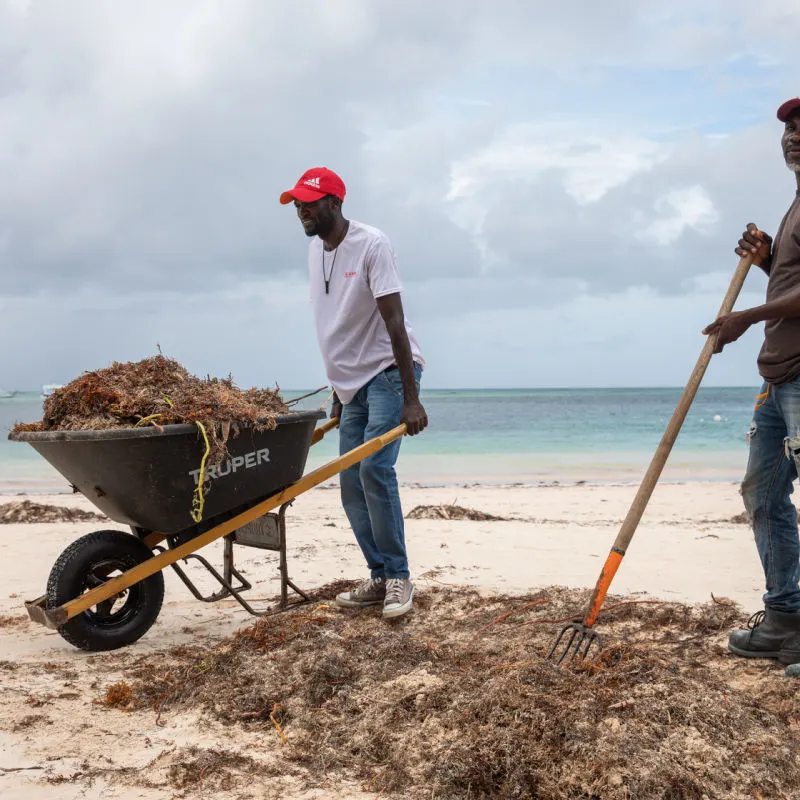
[46,529,164,652]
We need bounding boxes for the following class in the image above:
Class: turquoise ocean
[0,387,759,493]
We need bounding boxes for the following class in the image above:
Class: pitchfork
[548,252,755,665]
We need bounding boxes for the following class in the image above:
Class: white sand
[0,480,766,798]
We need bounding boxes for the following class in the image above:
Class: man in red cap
[280,167,427,620]
[703,99,800,668]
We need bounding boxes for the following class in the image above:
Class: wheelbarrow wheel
[46,529,164,652]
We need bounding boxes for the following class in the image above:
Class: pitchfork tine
[546,621,603,665]
[577,626,602,662]
[547,622,580,665]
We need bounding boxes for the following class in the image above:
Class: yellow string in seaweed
[135,397,172,428]
[191,421,211,523]
[270,703,288,744]
[134,414,162,428]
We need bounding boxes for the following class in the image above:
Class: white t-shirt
[308,220,425,404]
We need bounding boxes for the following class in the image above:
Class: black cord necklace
[321,222,349,295]
[322,246,338,295]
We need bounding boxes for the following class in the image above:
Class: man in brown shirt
[703,97,800,666]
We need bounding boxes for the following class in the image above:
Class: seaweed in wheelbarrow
[12,354,289,468]
[12,354,295,526]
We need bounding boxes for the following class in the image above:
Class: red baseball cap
[778,98,800,122]
[279,167,346,205]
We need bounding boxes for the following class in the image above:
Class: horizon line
[4,384,761,391]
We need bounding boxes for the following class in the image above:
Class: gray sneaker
[383,578,414,619]
[336,578,386,609]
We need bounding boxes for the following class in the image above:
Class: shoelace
[747,610,765,629]
[385,579,405,605]
[355,578,383,597]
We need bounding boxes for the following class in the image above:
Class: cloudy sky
[1,0,799,391]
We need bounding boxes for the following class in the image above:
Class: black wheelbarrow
[9,412,407,652]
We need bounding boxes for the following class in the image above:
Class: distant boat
[0,389,17,399]
[41,384,63,398]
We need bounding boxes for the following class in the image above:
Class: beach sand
[0,481,775,798]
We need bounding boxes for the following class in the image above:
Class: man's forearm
[741,287,800,325]
[386,318,419,402]
[375,293,419,404]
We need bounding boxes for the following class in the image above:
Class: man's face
[294,196,338,238]
[782,112,800,173]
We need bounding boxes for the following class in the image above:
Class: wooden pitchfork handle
[580,254,754,628]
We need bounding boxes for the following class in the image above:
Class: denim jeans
[742,378,800,612]
[338,363,422,580]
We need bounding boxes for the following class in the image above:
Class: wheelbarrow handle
[311,417,340,445]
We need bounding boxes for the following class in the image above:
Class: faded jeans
[338,363,422,580]
[742,378,800,612]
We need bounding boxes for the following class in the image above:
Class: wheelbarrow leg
[160,545,304,617]
[277,503,309,608]
[219,536,254,601]
[157,501,310,617]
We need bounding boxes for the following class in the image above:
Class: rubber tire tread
[46,529,164,652]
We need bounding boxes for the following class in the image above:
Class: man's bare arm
[376,293,428,436]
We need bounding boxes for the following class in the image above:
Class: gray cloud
[476,125,794,296]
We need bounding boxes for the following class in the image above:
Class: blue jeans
[338,363,422,580]
[742,378,800,612]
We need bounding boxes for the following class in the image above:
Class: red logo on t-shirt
[344,271,358,278]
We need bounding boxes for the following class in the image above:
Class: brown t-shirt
[757,191,800,384]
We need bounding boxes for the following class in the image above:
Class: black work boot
[728,608,800,659]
